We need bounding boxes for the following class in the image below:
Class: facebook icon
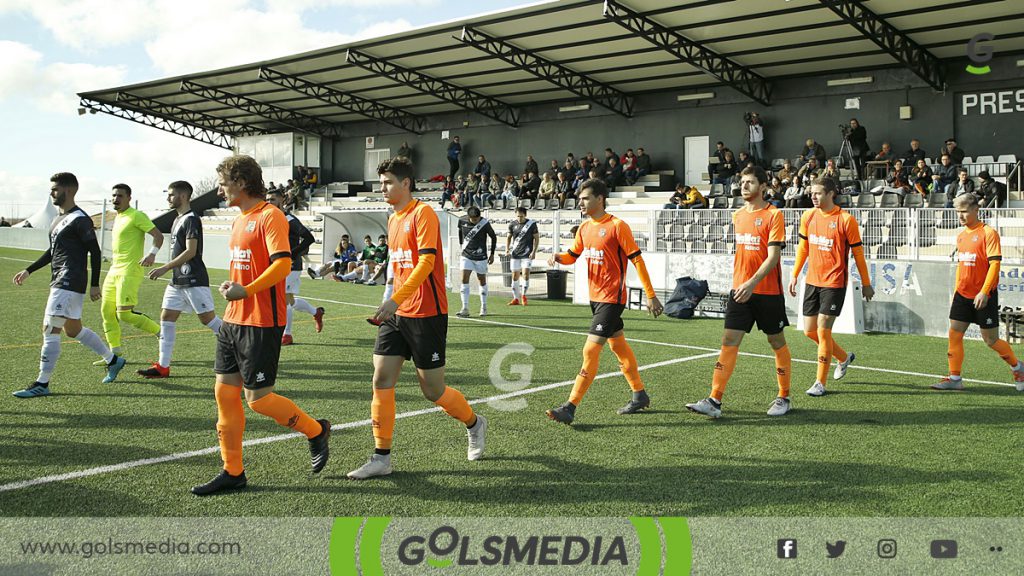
[777,539,798,559]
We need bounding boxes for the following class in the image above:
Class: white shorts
[510,258,532,272]
[286,270,301,294]
[460,257,488,275]
[162,285,216,315]
[45,287,84,320]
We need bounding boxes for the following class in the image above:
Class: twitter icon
[826,541,847,559]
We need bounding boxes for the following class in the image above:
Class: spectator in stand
[737,151,754,170]
[799,138,827,166]
[446,135,461,181]
[663,184,688,209]
[747,112,766,166]
[303,168,318,196]
[297,165,308,184]
[847,118,870,177]
[397,141,412,160]
[708,141,730,183]
[605,156,624,192]
[473,155,492,182]
[537,172,556,209]
[766,177,785,208]
[572,160,588,193]
[902,139,926,165]
[621,149,638,184]
[455,174,468,208]
[874,142,895,163]
[603,148,618,172]
[911,158,933,192]
[796,157,819,186]
[821,158,840,181]
[524,155,539,178]
[521,171,540,208]
[548,159,560,179]
[776,159,796,185]
[682,185,708,209]
[942,138,966,165]
[932,153,959,194]
[947,168,975,206]
[884,159,912,198]
[501,174,520,209]
[714,150,737,186]
[554,171,573,210]
[478,174,496,209]
[465,173,480,209]
[978,171,1007,208]
[562,159,575,182]
[489,174,503,208]
[440,176,456,209]
[635,147,652,179]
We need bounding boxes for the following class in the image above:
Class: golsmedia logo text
[397,526,628,568]
[966,32,994,75]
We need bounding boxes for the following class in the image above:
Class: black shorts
[949,291,999,329]
[724,292,789,335]
[803,285,847,317]
[214,322,284,389]
[590,302,625,337]
[374,314,447,370]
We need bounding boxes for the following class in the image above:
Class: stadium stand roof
[79,0,1024,148]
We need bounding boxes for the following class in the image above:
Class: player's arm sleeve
[554,225,584,265]
[619,221,656,299]
[847,217,871,287]
[457,223,465,245]
[25,249,53,274]
[768,211,787,249]
[296,224,315,257]
[982,229,1002,293]
[486,224,497,258]
[245,211,292,297]
[88,237,102,287]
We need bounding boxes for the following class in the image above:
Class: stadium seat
[856,193,876,208]
[837,194,852,208]
[918,219,936,248]
[709,240,728,254]
[705,224,724,242]
[937,210,959,229]
[683,223,702,242]
[712,196,729,209]
[690,240,707,253]
[974,155,995,164]
[879,193,901,208]
[862,226,883,247]
[903,194,923,208]
[731,196,744,208]
[926,192,947,208]
[997,154,1018,164]
[889,217,908,246]
[708,183,726,197]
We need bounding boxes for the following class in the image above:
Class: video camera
[838,123,851,139]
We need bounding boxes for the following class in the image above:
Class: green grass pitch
[1,246,1022,517]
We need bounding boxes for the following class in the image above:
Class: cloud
[0,40,125,114]
[0,0,158,51]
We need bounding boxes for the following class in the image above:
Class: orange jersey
[798,207,863,288]
[389,199,447,317]
[224,201,291,327]
[955,222,1001,298]
[732,205,786,295]
[565,213,642,305]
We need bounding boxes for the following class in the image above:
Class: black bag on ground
[664,276,710,319]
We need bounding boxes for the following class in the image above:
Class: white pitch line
[304,296,1016,388]
[0,351,717,493]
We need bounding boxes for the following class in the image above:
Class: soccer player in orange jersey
[686,166,793,418]
[347,156,487,480]
[787,177,875,397]
[191,155,330,496]
[545,178,664,425]
[933,193,1024,391]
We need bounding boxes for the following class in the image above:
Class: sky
[0,0,531,219]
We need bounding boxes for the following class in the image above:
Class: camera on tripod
[838,123,851,139]
[744,111,760,125]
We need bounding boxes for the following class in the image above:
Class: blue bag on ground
[664,276,710,319]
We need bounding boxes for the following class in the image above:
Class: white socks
[460,284,471,310]
[383,283,394,302]
[207,316,223,333]
[76,327,113,364]
[158,321,176,368]
[361,266,371,281]
[512,280,521,300]
[479,284,488,311]
[294,298,316,315]
[38,334,61,384]
[341,270,359,281]
[522,279,529,296]
[285,305,294,336]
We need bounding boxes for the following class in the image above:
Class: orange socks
[989,339,1019,367]
[435,386,476,426]
[816,327,834,384]
[215,383,245,476]
[804,326,848,363]
[608,335,644,392]
[774,345,792,398]
[710,345,739,401]
[372,387,396,450]
[569,340,604,405]
[248,393,323,439]
[948,329,965,377]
